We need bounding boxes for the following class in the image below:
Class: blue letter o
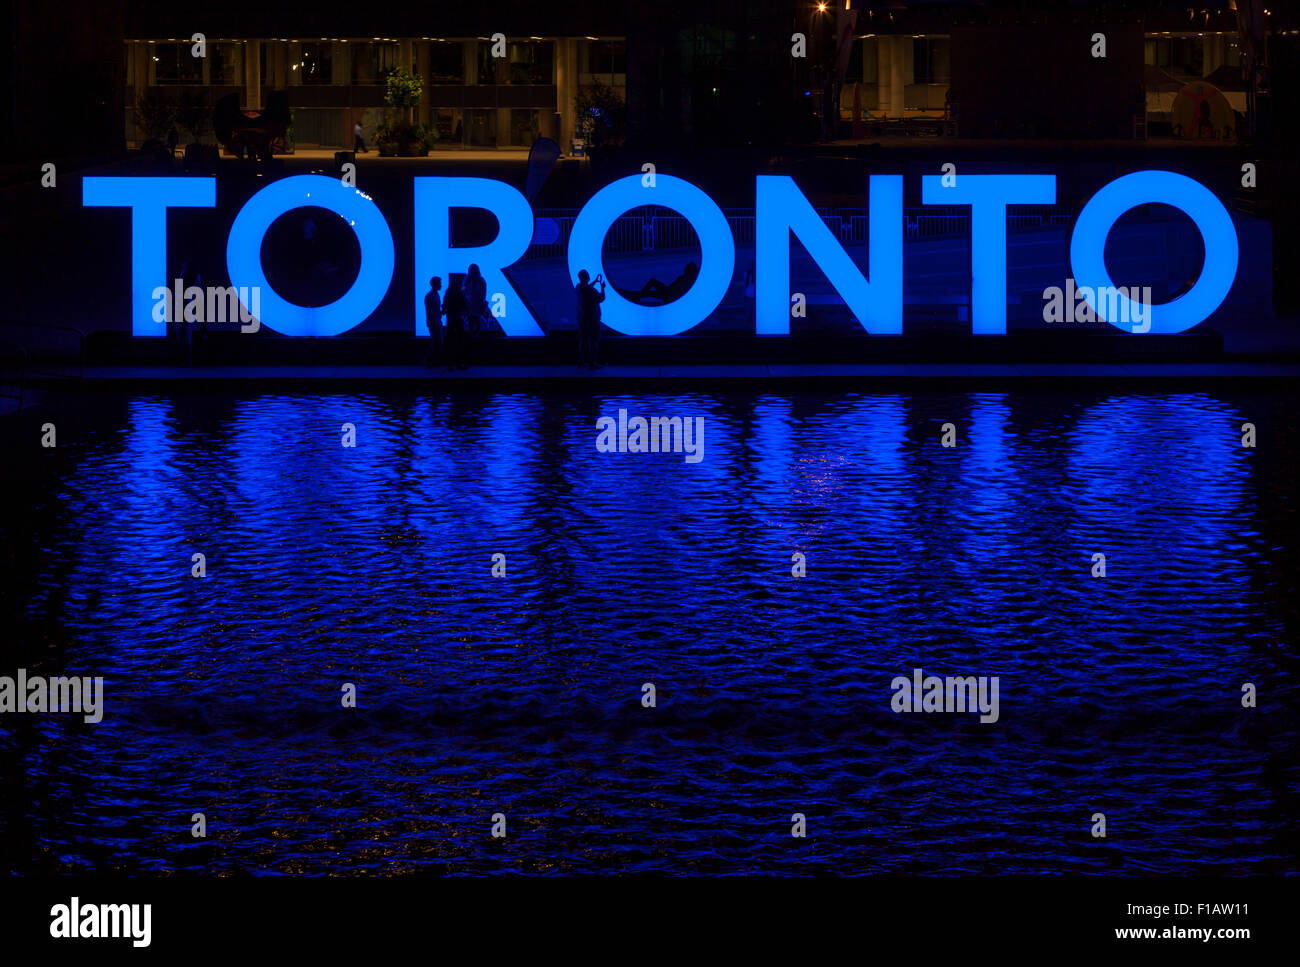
[1069,170,1237,334]
[226,175,395,336]
[567,174,735,336]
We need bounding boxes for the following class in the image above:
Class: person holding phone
[575,269,605,370]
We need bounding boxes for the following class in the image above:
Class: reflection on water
[0,388,1297,874]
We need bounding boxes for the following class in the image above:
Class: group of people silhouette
[421,260,707,372]
[422,263,489,370]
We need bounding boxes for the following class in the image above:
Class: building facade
[37,1,1293,157]
[123,34,626,151]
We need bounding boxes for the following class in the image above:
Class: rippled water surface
[1,388,1297,874]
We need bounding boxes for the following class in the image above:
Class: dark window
[300,42,333,85]
[678,27,732,72]
[428,41,463,84]
[912,37,950,85]
[508,42,553,85]
[466,108,497,145]
[587,40,626,76]
[862,37,878,84]
[153,42,202,84]
[1148,36,1208,79]
[510,108,540,144]
[209,43,242,86]
[432,108,462,142]
[477,43,501,84]
[352,41,397,84]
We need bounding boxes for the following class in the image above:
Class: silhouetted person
[443,275,469,370]
[167,127,178,157]
[175,257,199,367]
[354,121,366,153]
[576,269,605,369]
[463,263,488,338]
[423,276,444,368]
[629,261,698,304]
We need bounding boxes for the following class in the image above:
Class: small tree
[136,88,176,142]
[574,81,626,150]
[384,66,423,124]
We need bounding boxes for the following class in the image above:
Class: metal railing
[0,323,86,412]
[0,322,86,380]
[0,341,28,412]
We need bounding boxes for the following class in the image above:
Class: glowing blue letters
[413,177,543,336]
[920,174,1057,335]
[566,174,735,336]
[82,176,217,337]
[226,175,394,337]
[84,168,1240,340]
[756,175,902,335]
[1069,170,1238,334]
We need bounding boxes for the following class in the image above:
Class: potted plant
[375,67,432,155]
[375,119,435,157]
[573,81,626,155]
[136,89,176,142]
[374,120,402,156]
[135,89,176,154]
[384,66,423,124]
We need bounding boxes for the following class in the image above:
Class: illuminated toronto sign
[82,169,1239,338]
